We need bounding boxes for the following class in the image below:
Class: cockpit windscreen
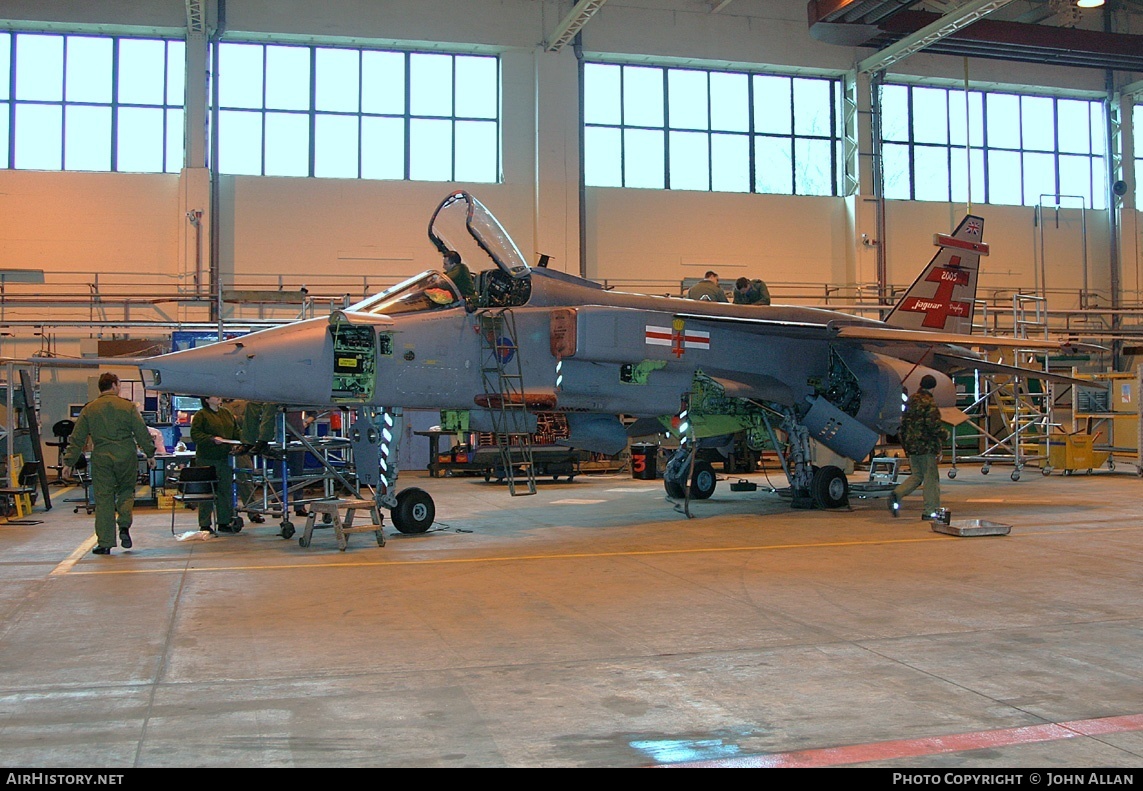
[347,272,464,316]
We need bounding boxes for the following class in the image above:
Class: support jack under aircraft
[138,191,1091,534]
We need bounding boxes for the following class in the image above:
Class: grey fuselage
[141,267,915,439]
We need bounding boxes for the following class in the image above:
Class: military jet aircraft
[139,190,1087,533]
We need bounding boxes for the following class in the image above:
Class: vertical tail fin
[883,215,988,334]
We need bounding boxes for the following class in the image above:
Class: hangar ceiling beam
[856,0,1015,73]
[185,0,208,36]
[545,0,609,53]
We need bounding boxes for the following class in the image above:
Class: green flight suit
[224,399,256,512]
[190,404,240,530]
[445,260,476,299]
[229,400,276,518]
[242,401,276,444]
[64,392,155,549]
[686,279,728,302]
[733,278,771,306]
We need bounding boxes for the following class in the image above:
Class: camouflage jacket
[900,389,948,456]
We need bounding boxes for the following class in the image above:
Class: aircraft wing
[674,313,1096,386]
[830,324,1088,351]
[931,351,1093,387]
[676,312,1095,355]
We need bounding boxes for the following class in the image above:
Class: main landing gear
[661,404,850,512]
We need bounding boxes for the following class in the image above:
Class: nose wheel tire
[689,460,716,500]
[662,458,716,500]
[391,487,436,534]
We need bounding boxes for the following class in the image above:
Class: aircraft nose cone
[140,319,335,404]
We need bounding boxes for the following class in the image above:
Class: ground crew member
[686,271,728,302]
[240,400,276,457]
[733,276,771,305]
[62,372,156,555]
[190,395,241,534]
[223,398,267,524]
[889,374,948,520]
[444,251,476,300]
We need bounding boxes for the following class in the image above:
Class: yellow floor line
[59,522,1143,577]
[51,534,97,576]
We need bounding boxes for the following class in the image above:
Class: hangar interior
[1,0,1143,769]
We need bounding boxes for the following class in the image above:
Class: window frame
[880,82,1107,210]
[583,60,841,197]
[1,31,185,174]
[214,41,502,183]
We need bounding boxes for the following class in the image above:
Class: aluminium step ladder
[478,310,536,496]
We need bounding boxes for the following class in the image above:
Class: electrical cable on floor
[388,521,472,535]
[756,452,782,493]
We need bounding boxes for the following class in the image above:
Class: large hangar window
[583,62,841,197]
[881,83,1107,210]
[216,43,500,182]
[1136,102,1142,209]
[0,32,185,173]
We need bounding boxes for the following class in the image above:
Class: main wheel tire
[689,460,716,500]
[391,488,435,534]
[810,465,849,509]
[663,478,685,499]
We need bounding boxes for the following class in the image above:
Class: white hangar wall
[0,0,1137,335]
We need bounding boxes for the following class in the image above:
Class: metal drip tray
[932,519,1011,537]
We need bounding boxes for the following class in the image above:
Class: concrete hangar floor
[1,463,1142,769]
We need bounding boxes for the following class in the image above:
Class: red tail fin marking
[896,267,972,329]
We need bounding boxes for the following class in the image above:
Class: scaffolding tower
[947,295,1059,481]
